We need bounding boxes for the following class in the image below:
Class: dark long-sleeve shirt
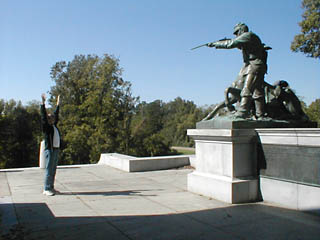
[40,104,60,150]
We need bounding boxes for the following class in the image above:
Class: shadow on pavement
[58,190,159,197]
[1,202,320,240]
[57,166,81,169]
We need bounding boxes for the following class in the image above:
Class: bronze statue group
[196,23,309,122]
[41,94,61,196]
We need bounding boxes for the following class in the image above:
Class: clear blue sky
[1,0,319,107]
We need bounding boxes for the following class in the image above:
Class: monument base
[256,128,320,214]
[196,116,317,129]
[188,172,258,204]
[187,128,259,204]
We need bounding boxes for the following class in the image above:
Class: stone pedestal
[187,129,258,203]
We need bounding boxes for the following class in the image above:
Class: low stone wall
[98,153,192,172]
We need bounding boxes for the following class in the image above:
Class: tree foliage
[49,54,138,164]
[130,97,206,157]
[160,97,204,147]
[291,0,320,58]
[48,55,204,160]
[305,98,320,125]
[0,100,42,168]
[130,100,171,157]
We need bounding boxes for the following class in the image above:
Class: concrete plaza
[1,164,319,240]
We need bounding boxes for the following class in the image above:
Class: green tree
[49,54,138,164]
[160,97,205,147]
[291,0,320,58]
[130,100,173,157]
[0,100,42,169]
[305,99,320,125]
[130,97,206,154]
[143,133,171,157]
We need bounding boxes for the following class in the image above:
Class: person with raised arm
[40,93,61,196]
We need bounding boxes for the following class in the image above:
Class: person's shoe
[43,190,55,196]
[52,189,60,194]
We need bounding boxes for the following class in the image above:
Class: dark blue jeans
[44,149,59,191]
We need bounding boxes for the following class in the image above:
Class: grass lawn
[171,147,195,155]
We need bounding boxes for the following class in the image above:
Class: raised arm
[54,95,60,124]
[41,93,46,105]
[56,95,60,106]
[40,94,49,132]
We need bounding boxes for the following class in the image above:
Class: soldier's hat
[233,23,249,35]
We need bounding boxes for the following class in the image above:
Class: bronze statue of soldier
[206,23,270,119]
[193,23,314,126]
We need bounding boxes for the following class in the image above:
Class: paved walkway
[1,165,319,240]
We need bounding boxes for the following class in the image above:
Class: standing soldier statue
[196,23,270,119]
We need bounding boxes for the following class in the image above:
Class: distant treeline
[0,96,208,169]
[1,54,319,169]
